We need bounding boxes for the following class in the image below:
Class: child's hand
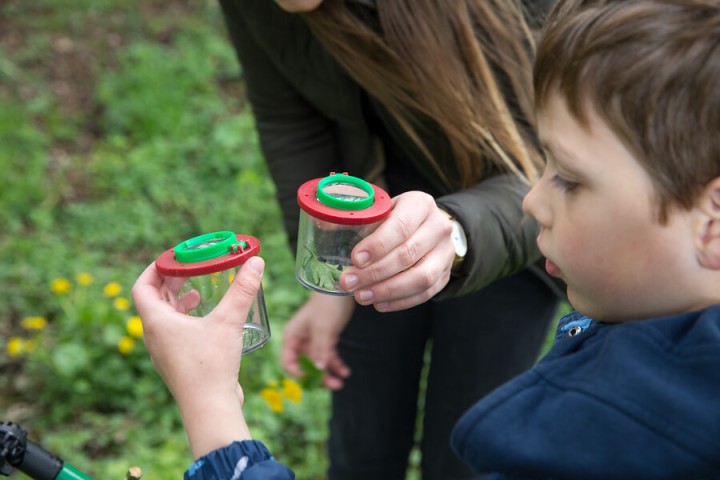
[131,256,265,457]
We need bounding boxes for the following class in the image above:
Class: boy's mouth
[536,239,562,277]
[545,257,562,277]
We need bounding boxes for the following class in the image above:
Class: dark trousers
[328,268,559,480]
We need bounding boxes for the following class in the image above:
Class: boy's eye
[551,174,579,192]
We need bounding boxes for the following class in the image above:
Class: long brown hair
[302,0,543,188]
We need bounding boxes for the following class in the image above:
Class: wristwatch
[440,209,467,270]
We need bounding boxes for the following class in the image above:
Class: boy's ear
[695,177,720,270]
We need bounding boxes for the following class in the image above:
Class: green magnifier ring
[316,174,374,210]
[174,230,236,263]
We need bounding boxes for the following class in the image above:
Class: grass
[1,1,325,478]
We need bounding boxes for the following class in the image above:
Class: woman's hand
[339,191,456,311]
[281,292,353,390]
[131,256,265,458]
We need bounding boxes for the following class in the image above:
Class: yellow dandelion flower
[281,378,303,404]
[6,337,24,357]
[260,387,284,413]
[103,282,122,297]
[127,316,143,338]
[76,272,94,286]
[113,297,131,311]
[50,278,71,295]
[117,336,135,355]
[227,272,235,284]
[21,316,48,331]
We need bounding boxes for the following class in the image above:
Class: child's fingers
[132,263,175,318]
[176,290,201,314]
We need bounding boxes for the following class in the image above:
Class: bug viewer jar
[296,172,392,295]
[154,230,270,355]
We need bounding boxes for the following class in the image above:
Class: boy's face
[523,93,698,322]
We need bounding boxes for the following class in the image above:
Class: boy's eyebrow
[541,139,581,169]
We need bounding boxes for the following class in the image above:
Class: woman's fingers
[280,326,307,377]
[338,192,456,308]
[345,192,436,272]
[281,293,353,389]
[359,252,453,311]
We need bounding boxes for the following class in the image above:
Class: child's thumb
[211,256,265,323]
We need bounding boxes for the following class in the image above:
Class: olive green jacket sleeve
[433,176,552,300]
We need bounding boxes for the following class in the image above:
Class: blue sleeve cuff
[184,440,295,480]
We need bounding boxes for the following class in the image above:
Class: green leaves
[302,246,344,291]
[51,343,90,377]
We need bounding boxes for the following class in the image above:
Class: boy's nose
[523,182,550,227]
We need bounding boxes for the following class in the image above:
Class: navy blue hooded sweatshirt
[183,307,720,479]
[184,440,294,479]
[451,306,720,479]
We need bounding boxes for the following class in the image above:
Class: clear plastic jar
[296,172,392,295]
[154,231,270,355]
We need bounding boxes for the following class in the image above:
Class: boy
[451,0,720,477]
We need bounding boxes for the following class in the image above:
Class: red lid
[297,173,392,225]
[155,233,261,277]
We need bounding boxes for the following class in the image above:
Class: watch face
[451,220,467,257]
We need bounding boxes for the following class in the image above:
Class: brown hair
[535,0,720,221]
[302,0,545,188]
